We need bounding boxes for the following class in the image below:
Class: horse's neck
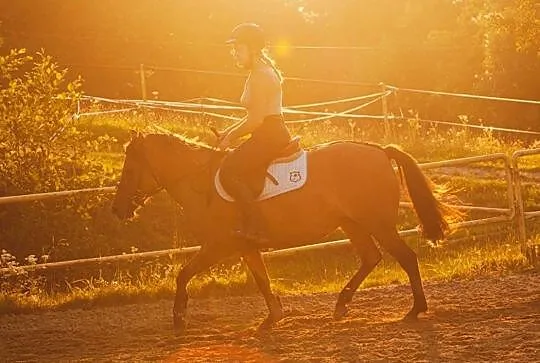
[150,139,213,188]
[163,147,222,227]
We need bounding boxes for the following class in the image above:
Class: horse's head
[112,131,219,219]
[112,131,163,220]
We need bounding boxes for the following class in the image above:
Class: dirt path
[1,272,539,362]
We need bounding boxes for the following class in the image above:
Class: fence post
[512,150,532,252]
[380,83,391,138]
[511,148,540,266]
[512,164,527,248]
[139,64,147,101]
[199,97,205,126]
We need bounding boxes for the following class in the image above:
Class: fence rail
[0,187,116,205]
[0,149,538,275]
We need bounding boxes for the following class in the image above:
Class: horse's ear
[130,129,139,140]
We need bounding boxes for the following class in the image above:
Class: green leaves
[475,0,539,97]
[0,48,89,194]
[0,49,119,262]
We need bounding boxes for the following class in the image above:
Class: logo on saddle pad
[215,151,308,202]
[289,170,302,183]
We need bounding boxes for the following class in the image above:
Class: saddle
[263,136,302,185]
[216,136,306,202]
[274,136,302,160]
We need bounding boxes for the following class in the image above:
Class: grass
[1,110,538,314]
[0,232,533,315]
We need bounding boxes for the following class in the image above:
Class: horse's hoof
[402,300,428,321]
[257,311,284,332]
[402,312,418,322]
[173,313,187,333]
[403,307,427,322]
[333,304,348,320]
[257,317,274,332]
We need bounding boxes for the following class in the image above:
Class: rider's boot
[229,179,270,245]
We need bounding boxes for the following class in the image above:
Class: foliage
[0,48,115,194]
[0,249,48,301]
[475,0,540,97]
[0,48,117,260]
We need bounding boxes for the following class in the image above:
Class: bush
[0,48,117,260]
[0,49,115,194]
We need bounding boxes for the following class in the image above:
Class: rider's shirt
[241,66,282,120]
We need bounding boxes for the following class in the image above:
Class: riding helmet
[226,23,266,50]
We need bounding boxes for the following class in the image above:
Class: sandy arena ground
[1,272,539,362]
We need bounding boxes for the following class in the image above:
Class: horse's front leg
[173,247,228,332]
[242,250,283,330]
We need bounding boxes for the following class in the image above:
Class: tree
[475,0,539,96]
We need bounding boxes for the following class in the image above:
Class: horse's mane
[151,131,218,149]
[124,131,216,153]
[162,133,216,150]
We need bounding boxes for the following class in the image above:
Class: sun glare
[273,39,292,58]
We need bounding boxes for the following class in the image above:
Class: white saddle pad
[215,151,308,202]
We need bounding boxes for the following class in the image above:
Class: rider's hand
[217,135,231,150]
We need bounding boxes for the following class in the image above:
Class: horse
[111,131,460,332]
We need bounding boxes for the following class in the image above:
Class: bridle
[129,148,165,208]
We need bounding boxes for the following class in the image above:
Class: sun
[273,39,292,58]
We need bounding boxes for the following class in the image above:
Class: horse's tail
[383,145,462,243]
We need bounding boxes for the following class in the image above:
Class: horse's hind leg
[242,250,283,330]
[371,226,428,320]
[334,221,382,320]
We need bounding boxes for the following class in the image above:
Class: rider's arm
[220,115,247,136]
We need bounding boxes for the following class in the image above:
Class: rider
[218,23,292,243]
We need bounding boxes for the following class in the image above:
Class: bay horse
[111,131,459,332]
